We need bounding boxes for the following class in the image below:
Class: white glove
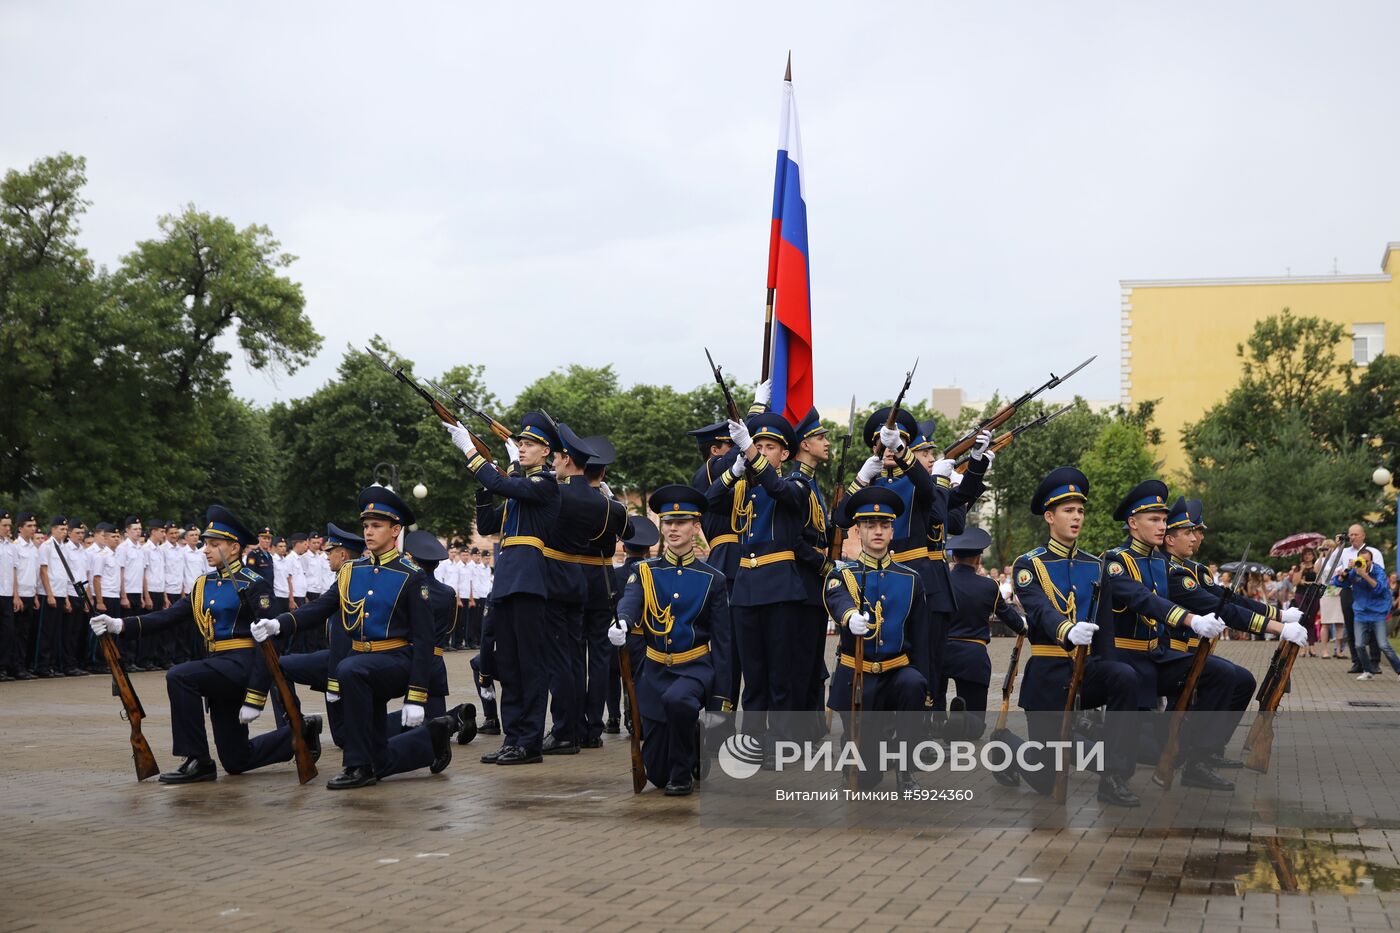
[728,419,753,451]
[878,424,903,451]
[608,619,628,647]
[239,705,261,724]
[1068,620,1098,647]
[479,684,495,701]
[443,421,477,457]
[1281,606,1303,625]
[1190,613,1226,639]
[826,618,836,635]
[753,379,771,407]
[949,471,965,488]
[250,618,281,643]
[969,431,993,461]
[856,455,882,484]
[729,456,746,479]
[598,480,614,500]
[401,703,425,728]
[1280,620,1309,647]
[89,613,123,635]
[326,692,340,704]
[848,611,871,636]
[930,458,956,479]
[504,438,520,464]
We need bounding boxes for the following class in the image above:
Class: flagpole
[761,52,791,384]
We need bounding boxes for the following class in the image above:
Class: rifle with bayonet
[953,404,1074,474]
[826,396,857,563]
[366,347,496,464]
[944,356,1094,460]
[874,359,919,456]
[704,347,747,424]
[1152,543,1249,788]
[54,541,160,781]
[423,377,513,443]
[1243,533,1345,772]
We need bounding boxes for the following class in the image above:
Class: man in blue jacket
[1336,549,1398,681]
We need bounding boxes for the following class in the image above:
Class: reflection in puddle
[1129,834,1400,895]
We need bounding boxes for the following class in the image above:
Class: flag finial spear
[785,51,792,82]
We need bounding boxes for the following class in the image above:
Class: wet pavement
[4,639,1400,931]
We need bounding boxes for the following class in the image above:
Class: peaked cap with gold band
[201,504,258,547]
[358,485,416,527]
[909,418,939,452]
[1112,479,1170,522]
[1029,466,1089,515]
[1165,496,1194,532]
[648,484,707,520]
[747,411,797,449]
[862,407,919,448]
[793,407,828,443]
[515,410,559,450]
[836,485,905,528]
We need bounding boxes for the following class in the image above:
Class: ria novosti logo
[717,733,765,779]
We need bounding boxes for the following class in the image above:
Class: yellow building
[1121,241,1400,474]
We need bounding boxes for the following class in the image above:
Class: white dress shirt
[160,540,182,595]
[94,546,122,600]
[184,544,208,593]
[0,537,13,598]
[142,540,167,593]
[14,536,39,598]
[116,538,145,595]
[272,553,290,598]
[290,551,309,599]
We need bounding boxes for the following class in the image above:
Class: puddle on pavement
[1123,833,1400,895]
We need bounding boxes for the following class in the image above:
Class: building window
[1353,323,1385,365]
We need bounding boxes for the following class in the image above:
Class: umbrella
[1221,560,1275,577]
[1269,532,1323,557]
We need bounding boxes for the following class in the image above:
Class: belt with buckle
[837,651,909,674]
[645,643,710,666]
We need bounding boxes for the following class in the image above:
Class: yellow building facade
[1121,241,1400,475]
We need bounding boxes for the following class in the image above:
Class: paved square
[5,639,1400,931]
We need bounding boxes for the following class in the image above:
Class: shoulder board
[401,556,421,572]
[787,472,810,486]
[239,568,259,581]
[1017,547,1046,562]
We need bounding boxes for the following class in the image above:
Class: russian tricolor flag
[766,63,813,426]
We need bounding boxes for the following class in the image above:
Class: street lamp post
[372,461,429,504]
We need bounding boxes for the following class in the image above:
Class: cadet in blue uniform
[790,408,833,727]
[943,527,1026,739]
[580,435,629,747]
[544,426,628,755]
[1163,497,1305,772]
[689,418,743,704]
[705,410,807,742]
[822,486,929,792]
[609,485,734,796]
[266,521,364,748]
[1099,479,1236,792]
[88,506,319,784]
[906,420,994,713]
[445,412,559,765]
[610,515,658,733]
[249,488,436,789]
[1005,468,1142,807]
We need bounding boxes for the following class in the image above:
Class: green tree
[1185,411,1378,565]
[1077,421,1158,556]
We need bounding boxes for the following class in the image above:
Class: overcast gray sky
[4,2,1397,410]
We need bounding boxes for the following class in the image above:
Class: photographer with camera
[1334,525,1395,681]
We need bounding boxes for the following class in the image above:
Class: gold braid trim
[730,477,753,535]
[638,561,674,637]
[337,563,365,634]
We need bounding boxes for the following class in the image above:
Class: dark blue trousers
[166,653,294,773]
[270,649,343,747]
[582,597,613,741]
[733,601,804,734]
[379,696,447,779]
[1016,658,1139,796]
[470,654,498,722]
[1130,652,1247,758]
[494,594,548,751]
[641,674,706,788]
[334,648,411,772]
[545,599,585,744]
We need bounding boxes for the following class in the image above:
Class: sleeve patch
[259,595,271,610]
[530,475,542,482]
[1108,562,1124,576]
[1183,577,1197,590]
[1015,568,1032,587]
[627,574,637,585]
[827,578,841,590]
[421,585,430,601]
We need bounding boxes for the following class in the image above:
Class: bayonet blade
[1049,354,1095,388]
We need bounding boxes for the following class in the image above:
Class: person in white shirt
[115,516,154,670]
[13,512,40,678]
[284,533,312,652]
[142,519,177,668]
[35,516,74,677]
[0,510,18,680]
[1339,523,1387,674]
[182,527,207,599]
[270,537,291,615]
[61,522,93,675]
[463,547,486,649]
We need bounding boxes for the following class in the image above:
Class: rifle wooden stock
[617,644,647,793]
[1153,637,1213,788]
[52,542,159,781]
[260,640,317,784]
[1053,645,1088,804]
[848,626,864,793]
[993,633,1025,734]
[1243,643,1300,773]
[101,633,161,781]
[954,430,1014,474]
[946,407,1018,460]
[826,486,848,562]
